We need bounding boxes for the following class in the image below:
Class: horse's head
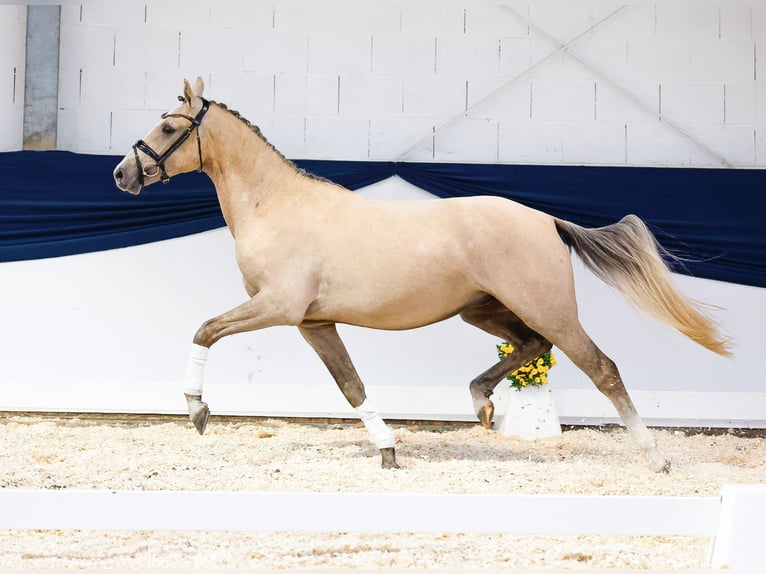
[114,76,209,195]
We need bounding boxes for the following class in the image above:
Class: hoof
[380,447,400,469]
[651,458,672,474]
[477,402,494,429]
[185,394,210,435]
[644,450,671,473]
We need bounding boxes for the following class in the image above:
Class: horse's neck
[203,108,306,235]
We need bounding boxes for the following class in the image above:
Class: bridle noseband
[132,97,210,186]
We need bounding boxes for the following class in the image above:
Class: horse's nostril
[115,169,123,182]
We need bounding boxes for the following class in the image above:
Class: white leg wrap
[354,399,395,450]
[183,344,209,396]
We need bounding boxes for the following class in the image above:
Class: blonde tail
[555,215,732,357]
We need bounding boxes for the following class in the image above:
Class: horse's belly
[306,275,483,330]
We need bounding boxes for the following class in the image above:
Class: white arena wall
[0,1,764,425]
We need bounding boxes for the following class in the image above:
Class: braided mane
[209,100,329,183]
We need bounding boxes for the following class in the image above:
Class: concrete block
[691,124,756,166]
[527,46,600,82]
[561,121,626,165]
[719,4,755,40]
[692,41,756,83]
[498,118,564,163]
[436,35,500,78]
[372,34,435,77]
[144,70,204,111]
[340,75,403,118]
[0,110,22,150]
[59,23,116,69]
[660,82,724,124]
[755,5,766,40]
[109,109,165,153]
[0,67,22,149]
[209,71,274,117]
[308,33,372,75]
[78,3,145,25]
[79,65,146,110]
[400,1,464,35]
[274,74,307,115]
[591,3,654,42]
[275,0,400,34]
[210,2,274,30]
[596,80,660,123]
[273,74,338,116]
[757,83,766,123]
[531,80,595,121]
[626,39,692,81]
[403,76,467,118]
[306,74,340,116]
[570,34,628,82]
[528,1,595,44]
[465,3,529,37]
[242,29,308,74]
[0,5,27,38]
[498,37,533,80]
[179,28,245,72]
[724,83,757,124]
[58,5,79,25]
[625,121,711,166]
[757,127,766,166]
[655,2,719,40]
[467,78,531,121]
[144,0,212,27]
[369,117,435,160]
[0,67,16,106]
[56,106,111,153]
[304,116,369,160]
[115,24,179,75]
[434,117,499,162]
[264,114,305,159]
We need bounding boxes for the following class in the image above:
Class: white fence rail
[1,485,764,572]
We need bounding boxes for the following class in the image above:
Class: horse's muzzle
[113,163,142,195]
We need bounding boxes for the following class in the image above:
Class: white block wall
[38,0,766,167]
[0,6,26,151]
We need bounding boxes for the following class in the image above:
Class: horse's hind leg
[298,322,399,469]
[551,327,671,473]
[461,298,552,428]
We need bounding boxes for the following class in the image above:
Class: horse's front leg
[183,290,309,435]
[299,322,399,469]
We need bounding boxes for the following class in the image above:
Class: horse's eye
[162,123,176,135]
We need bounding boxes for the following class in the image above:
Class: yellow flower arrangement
[497,342,557,391]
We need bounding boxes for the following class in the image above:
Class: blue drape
[1,151,764,288]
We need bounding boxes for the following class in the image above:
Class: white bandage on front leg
[354,399,395,450]
[183,343,209,396]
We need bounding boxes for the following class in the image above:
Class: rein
[132,97,210,186]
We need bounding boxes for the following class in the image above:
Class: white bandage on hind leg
[354,399,395,450]
[183,343,209,396]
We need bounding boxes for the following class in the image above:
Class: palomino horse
[114,78,730,472]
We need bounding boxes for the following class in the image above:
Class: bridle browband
[132,97,210,186]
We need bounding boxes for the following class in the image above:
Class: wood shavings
[1,414,763,569]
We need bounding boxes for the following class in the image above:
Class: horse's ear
[182,77,205,105]
[192,76,205,98]
[183,79,194,104]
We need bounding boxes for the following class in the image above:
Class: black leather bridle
[132,97,210,186]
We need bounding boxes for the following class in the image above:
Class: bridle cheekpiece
[132,97,210,186]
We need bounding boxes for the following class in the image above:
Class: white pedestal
[498,385,562,440]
